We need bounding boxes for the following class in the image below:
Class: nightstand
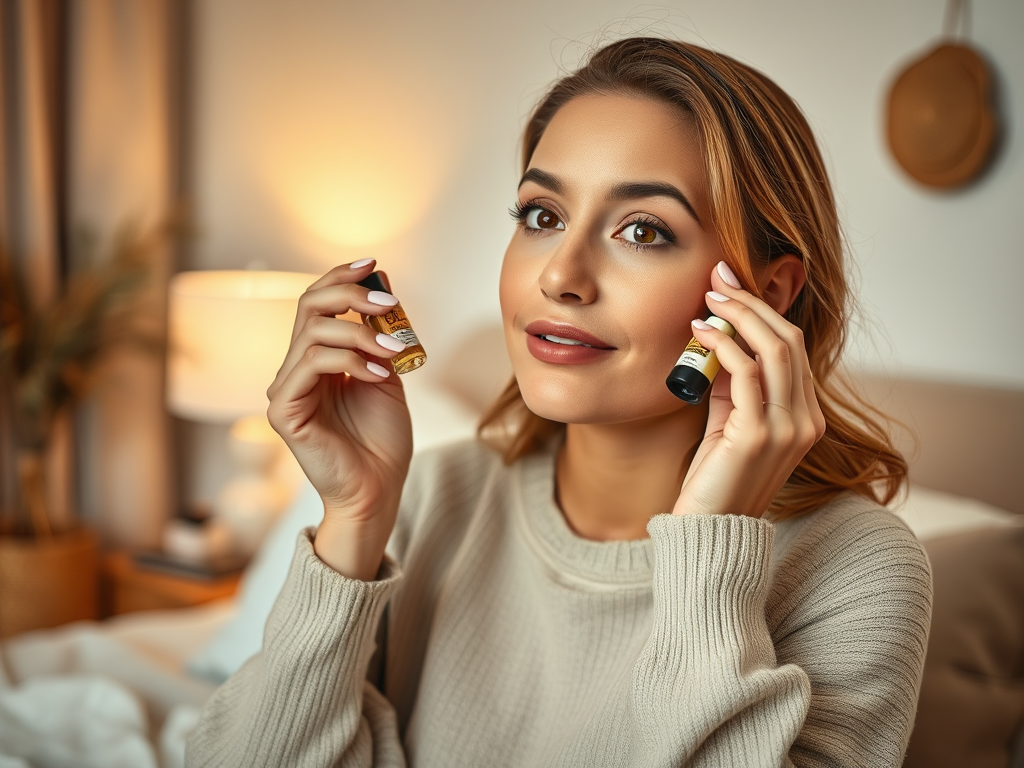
[100,551,242,617]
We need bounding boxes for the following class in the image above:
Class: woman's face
[499,93,726,425]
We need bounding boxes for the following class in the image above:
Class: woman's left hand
[672,261,827,519]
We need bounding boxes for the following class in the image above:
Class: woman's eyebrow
[518,169,702,229]
[609,182,702,227]
[518,168,564,194]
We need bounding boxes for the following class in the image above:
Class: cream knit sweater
[186,437,932,767]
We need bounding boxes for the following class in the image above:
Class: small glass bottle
[357,271,427,374]
[665,313,735,404]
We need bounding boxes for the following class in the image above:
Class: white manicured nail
[376,333,406,353]
[717,261,742,289]
[367,290,399,306]
[366,361,390,377]
[350,258,375,269]
[707,290,730,303]
[692,318,713,330]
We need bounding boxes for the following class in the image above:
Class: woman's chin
[518,383,599,424]
[519,390,660,426]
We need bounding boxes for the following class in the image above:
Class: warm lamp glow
[167,270,317,422]
[289,161,424,249]
[272,132,440,249]
[255,95,450,251]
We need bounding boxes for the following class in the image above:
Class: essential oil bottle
[357,271,427,374]
[665,314,736,404]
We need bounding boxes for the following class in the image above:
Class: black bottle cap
[666,364,710,405]
[357,271,387,293]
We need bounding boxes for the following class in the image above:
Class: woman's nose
[537,233,598,305]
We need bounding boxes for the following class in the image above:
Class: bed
[1,368,1021,768]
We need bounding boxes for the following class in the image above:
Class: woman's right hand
[266,259,414,579]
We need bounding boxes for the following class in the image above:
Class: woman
[187,38,931,767]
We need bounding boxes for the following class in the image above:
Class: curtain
[0,0,71,531]
[0,0,186,548]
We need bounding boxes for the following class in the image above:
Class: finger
[298,258,378,335]
[358,269,395,326]
[703,365,734,437]
[291,281,398,344]
[690,319,764,418]
[710,260,809,390]
[710,262,823,444]
[704,290,793,411]
[305,258,377,292]
[290,278,399,346]
[271,345,391,415]
[804,367,827,443]
[269,316,407,400]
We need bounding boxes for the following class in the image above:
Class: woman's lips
[523,320,614,348]
[525,332,616,365]
[522,320,616,365]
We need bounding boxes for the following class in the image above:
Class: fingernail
[366,361,390,377]
[350,258,375,269]
[691,318,713,330]
[707,290,730,302]
[376,332,406,353]
[717,261,741,289]
[367,290,399,306]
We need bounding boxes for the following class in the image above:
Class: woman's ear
[758,254,806,316]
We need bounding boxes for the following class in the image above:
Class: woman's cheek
[497,247,527,321]
[640,294,707,383]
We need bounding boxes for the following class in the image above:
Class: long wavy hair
[477,37,907,520]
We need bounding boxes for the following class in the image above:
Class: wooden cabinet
[100,551,241,616]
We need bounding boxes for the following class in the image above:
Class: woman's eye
[525,207,565,231]
[618,222,667,247]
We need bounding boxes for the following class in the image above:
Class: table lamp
[167,270,318,560]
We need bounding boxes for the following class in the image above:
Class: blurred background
[1,0,1022,567]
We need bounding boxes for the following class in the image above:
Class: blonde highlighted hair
[477,38,907,521]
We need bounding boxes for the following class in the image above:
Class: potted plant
[0,224,168,637]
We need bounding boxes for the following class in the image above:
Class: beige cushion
[904,524,1024,768]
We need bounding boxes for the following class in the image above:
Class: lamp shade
[167,270,318,423]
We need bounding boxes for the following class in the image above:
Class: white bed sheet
[0,599,235,768]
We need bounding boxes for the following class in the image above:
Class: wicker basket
[0,527,100,639]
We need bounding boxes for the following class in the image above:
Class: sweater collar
[513,435,654,589]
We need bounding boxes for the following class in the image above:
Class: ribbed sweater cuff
[646,513,774,664]
[262,527,402,677]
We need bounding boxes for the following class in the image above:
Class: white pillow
[187,380,480,683]
[889,483,1020,542]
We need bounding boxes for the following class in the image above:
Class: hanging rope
[942,0,971,39]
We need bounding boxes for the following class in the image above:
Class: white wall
[183,0,1023,501]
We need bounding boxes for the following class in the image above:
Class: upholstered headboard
[855,373,1024,517]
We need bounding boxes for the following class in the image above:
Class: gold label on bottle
[382,307,410,330]
[681,337,709,358]
[671,316,735,380]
